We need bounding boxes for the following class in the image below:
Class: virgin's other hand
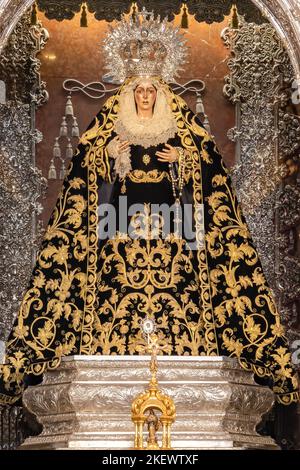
[155,144,178,163]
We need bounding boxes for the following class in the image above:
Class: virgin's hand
[107,136,130,160]
[116,136,130,155]
[155,144,178,163]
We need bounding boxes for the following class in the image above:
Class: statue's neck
[137,111,153,119]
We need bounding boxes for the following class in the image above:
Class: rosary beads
[169,147,185,235]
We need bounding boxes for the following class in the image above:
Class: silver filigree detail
[0,106,47,340]
[222,18,300,347]
[0,11,48,106]
[0,12,49,341]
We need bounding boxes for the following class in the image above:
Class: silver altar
[21,355,277,450]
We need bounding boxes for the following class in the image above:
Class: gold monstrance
[131,318,176,450]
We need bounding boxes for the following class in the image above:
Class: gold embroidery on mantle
[172,92,219,356]
[80,90,121,354]
[129,203,165,239]
[128,169,171,183]
[172,89,299,403]
[92,229,205,356]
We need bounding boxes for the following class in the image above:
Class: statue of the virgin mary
[0,10,299,406]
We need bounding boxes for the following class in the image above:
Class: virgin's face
[134,80,157,115]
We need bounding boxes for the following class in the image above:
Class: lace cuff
[107,136,119,160]
[106,136,132,179]
[114,150,132,180]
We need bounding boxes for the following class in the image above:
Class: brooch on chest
[142,154,151,166]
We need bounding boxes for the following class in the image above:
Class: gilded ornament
[142,154,150,166]
[131,319,176,450]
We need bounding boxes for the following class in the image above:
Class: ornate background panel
[0,12,48,343]
[36,0,265,24]
[254,0,300,76]
[222,19,300,448]
[0,10,48,452]
[222,19,300,348]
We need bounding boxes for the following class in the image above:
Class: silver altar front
[21,355,277,450]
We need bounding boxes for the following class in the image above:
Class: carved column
[21,356,277,450]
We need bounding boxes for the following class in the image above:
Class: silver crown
[103,8,188,83]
